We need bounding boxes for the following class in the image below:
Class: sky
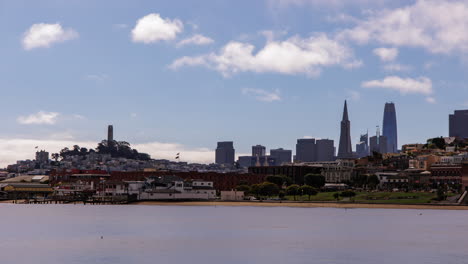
[1,0,468,166]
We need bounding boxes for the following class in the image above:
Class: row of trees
[236,173,326,200]
[56,140,151,161]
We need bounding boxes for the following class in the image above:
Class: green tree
[250,184,261,198]
[266,175,292,187]
[367,175,380,189]
[304,174,326,188]
[286,184,300,201]
[299,185,318,200]
[259,182,279,197]
[278,191,285,200]
[236,185,251,193]
[436,187,446,201]
[333,192,340,201]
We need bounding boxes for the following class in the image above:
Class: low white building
[220,190,245,200]
[138,175,216,200]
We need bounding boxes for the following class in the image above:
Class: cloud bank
[170,34,361,77]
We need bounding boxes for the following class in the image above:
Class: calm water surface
[0,204,467,264]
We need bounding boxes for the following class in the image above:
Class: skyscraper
[369,127,387,154]
[295,138,316,162]
[215,141,235,165]
[270,148,292,165]
[449,110,468,138]
[338,100,353,159]
[252,145,266,157]
[382,102,398,153]
[316,139,334,161]
[356,132,369,158]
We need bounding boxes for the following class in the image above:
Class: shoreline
[132,201,468,210]
[2,199,467,210]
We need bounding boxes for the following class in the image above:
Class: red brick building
[430,164,462,188]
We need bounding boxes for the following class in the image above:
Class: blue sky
[0,0,468,166]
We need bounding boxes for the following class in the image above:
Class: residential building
[35,150,49,164]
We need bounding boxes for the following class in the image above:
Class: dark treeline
[56,140,151,161]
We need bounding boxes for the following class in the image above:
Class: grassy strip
[285,191,438,204]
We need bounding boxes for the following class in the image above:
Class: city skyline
[1,0,468,166]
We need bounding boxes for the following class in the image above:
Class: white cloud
[383,63,412,72]
[0,138,96,167]
[373,47,398,62]
[177,34,214,47]
[170,34,361,77]
[362,76,433,95]
[242,88,281,102]
[339,0,468,54]
[426,97,436,104]
[133,142,214,164]
[22,23,78,50]
[131,13,183,43]
[17,111,60,125]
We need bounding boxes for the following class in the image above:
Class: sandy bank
[132,201,468,210]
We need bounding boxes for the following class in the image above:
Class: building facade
[295,138,316,162]
[252,145,266,157]
[382,102,398,153]
[215,141,235,165]
[449,110,468,138]
[338,100,353,159]
[316,139,335,161]
[270,148,292,165]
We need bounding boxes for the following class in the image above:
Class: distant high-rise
[356,132,369,158]
[449,110,468,138]
[338,100,353,159]
[369,127,387,154]
[316,139,334,161]
[296,138,316,162]
[252,145,266,157]
[215,141,235,165]
[108,125,114,142]
[270,148,292,165]
[382,102,398,153]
